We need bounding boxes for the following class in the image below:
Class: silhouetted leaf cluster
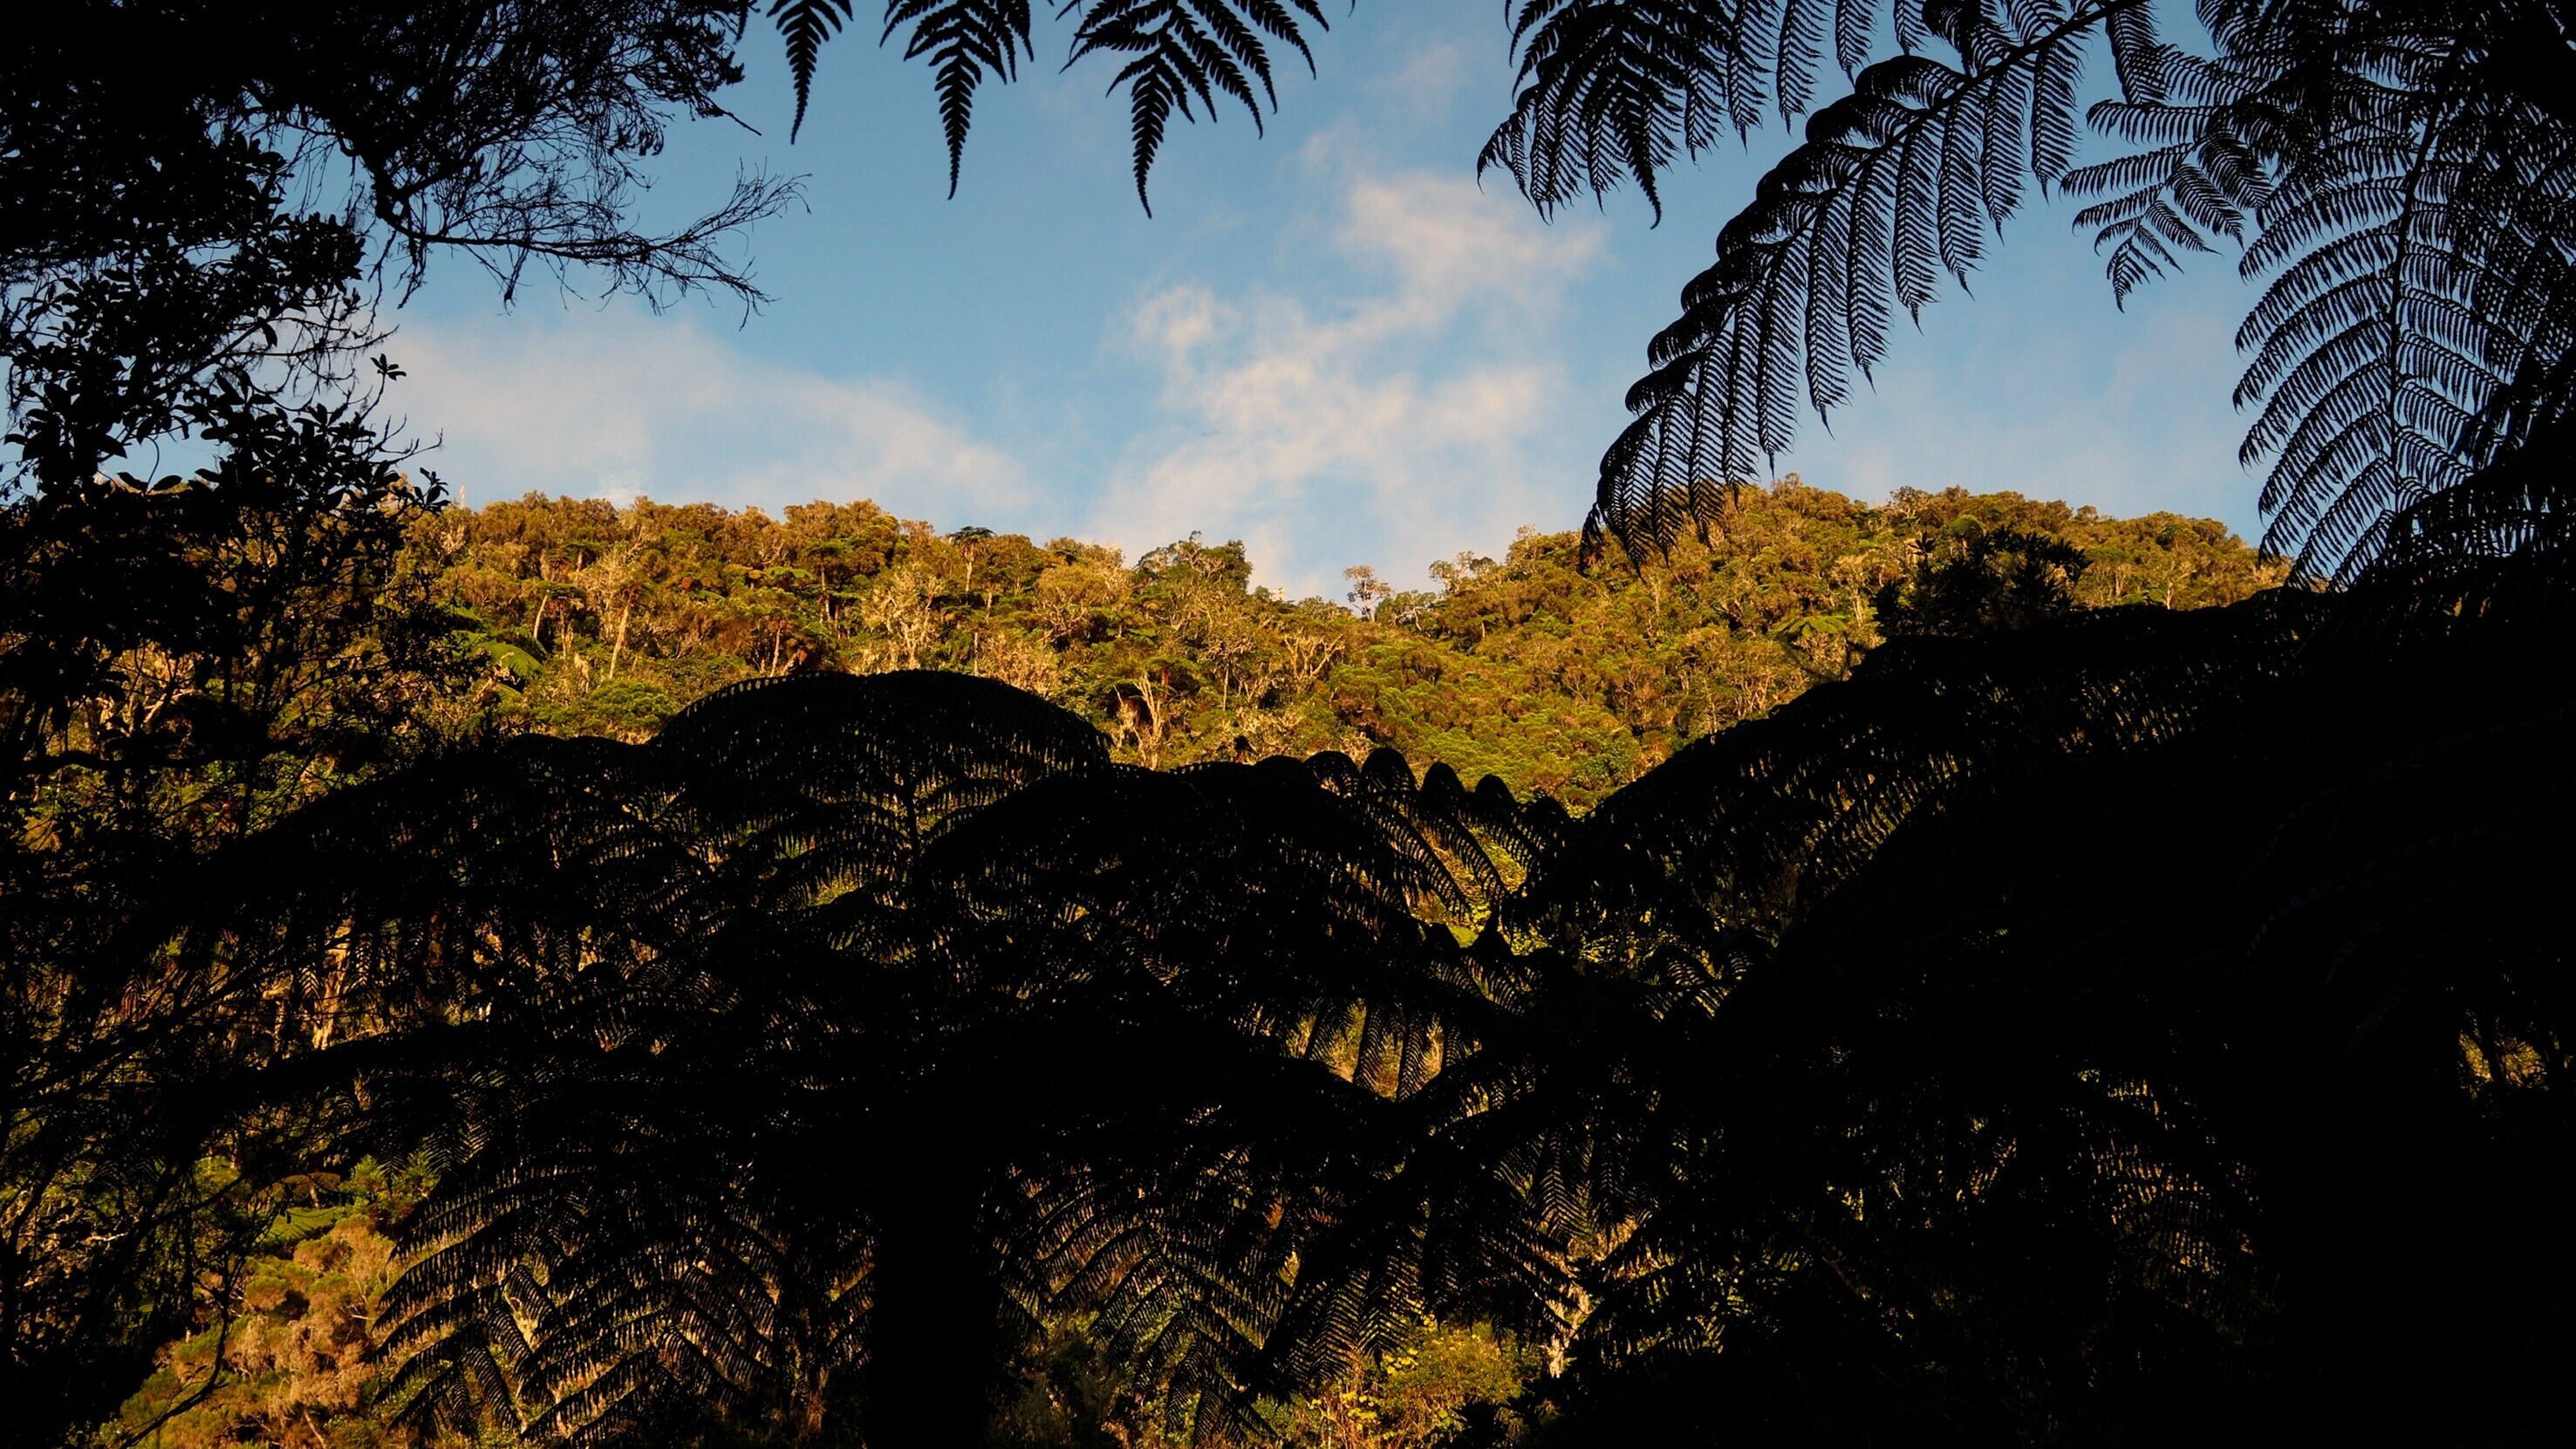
[57,530,2572,1448]
[1479,0,2576,578]
[768,0,1327,209]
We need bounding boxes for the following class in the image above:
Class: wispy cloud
[386,307,1030,521]
[378,149,1616,597]
[1096,151,1608,598]
[1368,38,1475,121]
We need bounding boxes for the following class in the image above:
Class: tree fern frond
[1589,5,2122,557]
[1481,0,1774,221]
[1065,0,1327,212]
[2233,134,2480,576]
[1562,0,2576,575]
[770,0,858,139]
[768,0,1331,204]
[885,0,1038,194]
[284,672,1551,1445]
[1776,0,1833,121]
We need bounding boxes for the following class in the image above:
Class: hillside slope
[421,478,2283,807]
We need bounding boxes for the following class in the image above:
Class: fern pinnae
[1583,8,2133,551]
[1185,0,1279,109]
[1937,85,1987,279]
[1776,0,1829,121]
[2242,120,2464,572]
[2000,0,2063,47]
[1981,57,2031,221]
[1846,127,1898,373]
[1889,98,1946,315]
[1804,181,1858,414]
[1060,0,1327,210]
[2099,1,2165,102]
[1889,0,1929,56]
[883,0,1035,195]
[1718,1,1768,136]
[2030,27,2086,177]
[1759,228,1809,450]
[770,0,857,139]
[2169,162,2240,240]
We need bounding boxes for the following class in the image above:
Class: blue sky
[391,2,2265,600]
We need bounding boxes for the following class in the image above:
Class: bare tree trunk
[606,599,631,680]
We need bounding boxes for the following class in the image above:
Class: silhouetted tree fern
[112,575,2576,1446]
[1486,568,2576,1443]
[1474,0,2576,578]
[209,672,1569,1446]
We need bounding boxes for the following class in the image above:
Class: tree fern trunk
[865,1140,1000,1447]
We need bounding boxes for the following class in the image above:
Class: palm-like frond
[1508,567,2576,1439]
[1523,575,2318,945]
[1065,0,1326,213]
[2222,7,2576,577]
[1482,0,1773,223]
[1540,0,2576,576]
[1575,1,2128,557]
[226,673,1568,1444]
[771,0,858,139]
[2062,41,2279,303]
[1482,0,1902,223]
[769,0,1323,208]
[2372,408,2576,610]
[884,0,1036,193]
[1262,745,1570,933]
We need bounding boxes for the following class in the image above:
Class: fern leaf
[1066,0,1326,213]
[885,0,1038,195]
[1589,4,2111,557]
[1483,0,1770,221]
[770,0,857,140]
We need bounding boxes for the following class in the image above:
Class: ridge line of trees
[419,481,2283,805]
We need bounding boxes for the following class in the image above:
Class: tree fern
[1495,567,2576,1439]
[884,0,1036,193]
[233,673,1568,1446]
[1563,1,2126,557]
[1479,0,1777,223]
[1501,0,2576,578]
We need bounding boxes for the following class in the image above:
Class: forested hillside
[427,480,2281,805]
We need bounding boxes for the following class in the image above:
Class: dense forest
[10,3,2573,1449]
[425,483,2281,803]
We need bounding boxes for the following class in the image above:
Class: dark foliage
[17,6,2576,1448]
[767,0,1328,210]
[107,531,2568,1447]
[3,7,796,1443]
[1874,524,2091,635]
[180,673,1555,1446]
[1493,557,2575,1444]
[1479,0,2576,578]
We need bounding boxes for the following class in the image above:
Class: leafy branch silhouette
[769,0,1326,208]
[1476,0,2576,578]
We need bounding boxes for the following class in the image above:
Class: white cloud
[1368,39,1474,121]
[386,307,1030,522]
[1097,161,1607,598]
